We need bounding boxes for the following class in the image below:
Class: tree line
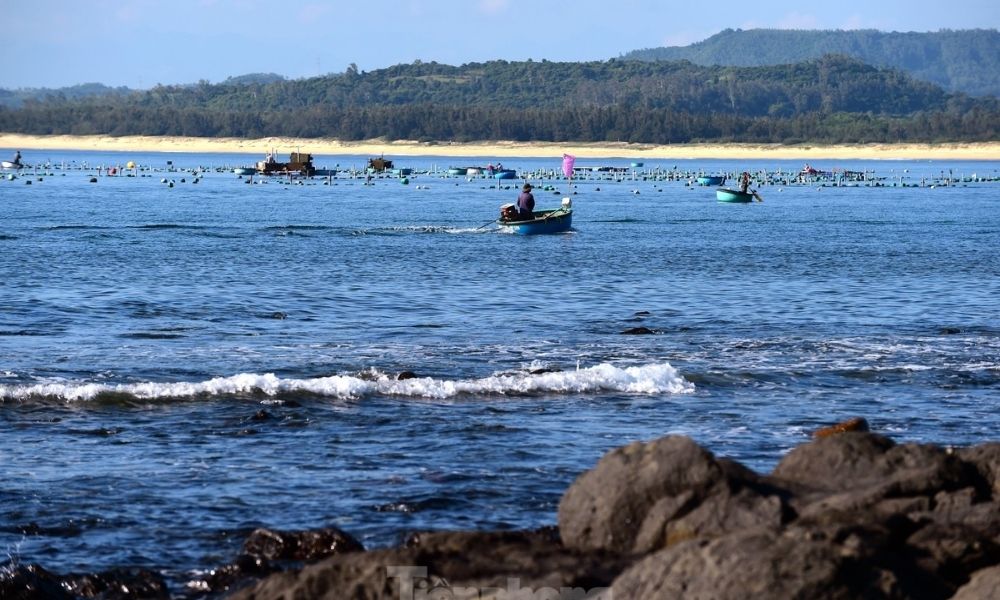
[1,55,997,144]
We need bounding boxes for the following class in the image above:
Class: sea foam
[0,362,693,403]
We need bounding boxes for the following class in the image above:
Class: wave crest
[0,362,693,403]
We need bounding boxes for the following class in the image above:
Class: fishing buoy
[89,177,97,183]
[401,177,409,185]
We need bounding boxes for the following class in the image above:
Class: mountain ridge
[621,28,1000,97]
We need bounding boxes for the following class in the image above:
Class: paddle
[475,218,498,230]
[752,189,764,202]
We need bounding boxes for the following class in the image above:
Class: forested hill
[621,29,1000,98]
[1,56,997,144]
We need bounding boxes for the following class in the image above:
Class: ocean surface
[2,149,999,594]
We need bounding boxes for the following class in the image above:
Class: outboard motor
[500,203,517,221]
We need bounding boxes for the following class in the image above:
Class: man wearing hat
[517,183,535,220]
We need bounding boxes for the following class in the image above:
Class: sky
[3,0,998,90]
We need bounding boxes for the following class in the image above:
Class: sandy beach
[1,133,999,160]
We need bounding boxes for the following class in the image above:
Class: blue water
[2,150,999,592]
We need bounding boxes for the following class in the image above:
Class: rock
[242,526,365,562]
[230,529,630,600]
[952,564,1000,600]
[812,416,870,438]
[610,528,885,600]
[0,565,168,600]
[957,442,1000,497]
[773,432,896,491]
[0,564,73,600]
[558,435,788,554]
[906,520,1000,589]
[61,568,169,599]
[185,554,278,596]
[621,326,655,335]
[396,371,418,380]
[773,433,982,500]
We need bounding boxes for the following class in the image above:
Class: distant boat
[367,156,393,172]
[447,167,468,176]
[494,169,517,180]
[697,175,726,186]
[1,160,24,170]
[256,151,316,176]
[716,188,756,203]
[233,167,257,176]
[498,198,573,235]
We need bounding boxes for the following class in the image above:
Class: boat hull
[697,175,726,186]
[1,161,23,170]
[716,188,754,203]
[501,209,572,235]
[494,169,517,180]
[233,167,257,176]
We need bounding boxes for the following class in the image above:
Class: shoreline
[2,133,1000,160]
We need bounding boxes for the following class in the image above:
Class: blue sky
[4,0,998,89]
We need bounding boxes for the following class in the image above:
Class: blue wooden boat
[447,167,468,176]
[233,167,257,176]
[494,169,517,180]
[697,175,726,186]
[498,199,573,235]
[716,188,756,203]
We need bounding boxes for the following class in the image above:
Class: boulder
[229,529,629,600]
[773,433,982,501]
[812,416,870,438]
[0,565,168,600]
[952,564,1000,600]
[242,526,365,561]
[0,565,73,600]
[957,442,1000,497]
[610,527,888,600]
[558,435,789,554]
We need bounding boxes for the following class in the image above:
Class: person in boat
[739,171,750,194]
[516,183,535,220]
[12,150,21,166]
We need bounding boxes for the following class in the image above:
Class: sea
[1,149,998,595]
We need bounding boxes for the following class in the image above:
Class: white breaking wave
[0,362,693,402]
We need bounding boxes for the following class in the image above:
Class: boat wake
[0,362,693,403]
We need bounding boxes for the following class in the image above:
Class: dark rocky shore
[5,418,999,599]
